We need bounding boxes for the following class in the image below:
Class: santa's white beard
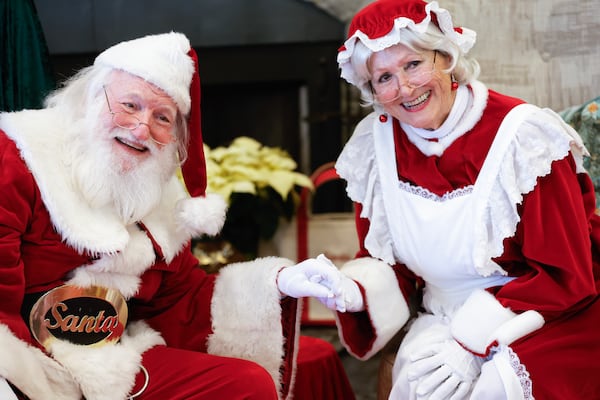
[68,113,178,224]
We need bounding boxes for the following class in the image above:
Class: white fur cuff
[338,257,409,360]
[208,256,299,398]
[450,289,544,355]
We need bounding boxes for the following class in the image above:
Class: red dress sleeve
[493,155,600,320]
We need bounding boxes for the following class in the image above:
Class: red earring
[451,75,458,91]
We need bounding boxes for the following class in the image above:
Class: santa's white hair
[45,66,186,223]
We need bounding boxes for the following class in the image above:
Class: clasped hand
[277,254,363,312]
[407,339,483,400]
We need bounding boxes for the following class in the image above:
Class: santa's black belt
[21,285,128,349]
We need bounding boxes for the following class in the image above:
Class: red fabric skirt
[293,335,356,400]
[514,297,600,399]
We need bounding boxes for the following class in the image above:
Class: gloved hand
[407,339,483,400]
[277,256,342,299]
[314,254,364,313]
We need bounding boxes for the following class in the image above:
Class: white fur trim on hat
[174,192,228,238]
[94,32,194,114]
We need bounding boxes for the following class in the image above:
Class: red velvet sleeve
[494,155,600,320]
[0,131,37,342]
[335,202,422,356]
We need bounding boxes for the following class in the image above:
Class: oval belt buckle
[29,285,128,350]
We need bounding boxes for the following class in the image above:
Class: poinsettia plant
[202,136,313,256]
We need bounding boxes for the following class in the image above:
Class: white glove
[407,339,483,400]
[0,377,18,400]
[314,254,364,313]
[277,256,342,299]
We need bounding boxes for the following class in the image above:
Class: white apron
[373,105,538,400]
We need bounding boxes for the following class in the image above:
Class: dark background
[32,0,359,212]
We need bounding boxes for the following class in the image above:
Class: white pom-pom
[174,193,227,237]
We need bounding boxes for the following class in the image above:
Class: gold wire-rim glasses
[102,85,177,146]
[371,50,438,104]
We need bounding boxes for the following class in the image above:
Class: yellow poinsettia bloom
[199,136,313,205]
[183,136,317,254]
[265,170,312,199]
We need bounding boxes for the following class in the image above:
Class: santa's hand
[277,257,342,299]
[407,339,483,399]
[314,254,364,313]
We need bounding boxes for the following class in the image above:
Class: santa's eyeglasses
[102,86,177,146]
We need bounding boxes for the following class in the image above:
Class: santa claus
[0,32,347,400]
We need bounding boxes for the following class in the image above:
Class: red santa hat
[338,0,476,86]
[94,32,226,237]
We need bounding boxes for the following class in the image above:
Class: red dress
[334,83,600,399]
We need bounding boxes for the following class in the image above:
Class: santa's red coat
[0,108,299,400]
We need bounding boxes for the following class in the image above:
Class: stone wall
[311,0,600,111]
[445,0,599,111]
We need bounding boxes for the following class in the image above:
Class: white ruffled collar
[402,84,469,140]
[401,83,486,156]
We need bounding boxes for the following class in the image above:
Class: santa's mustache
[109,128,161,154]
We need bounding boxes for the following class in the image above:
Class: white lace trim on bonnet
[337,0,476,87]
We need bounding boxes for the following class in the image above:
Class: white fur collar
[0,109,192,258]
[0,109,196,293]
[1,109,130,254]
